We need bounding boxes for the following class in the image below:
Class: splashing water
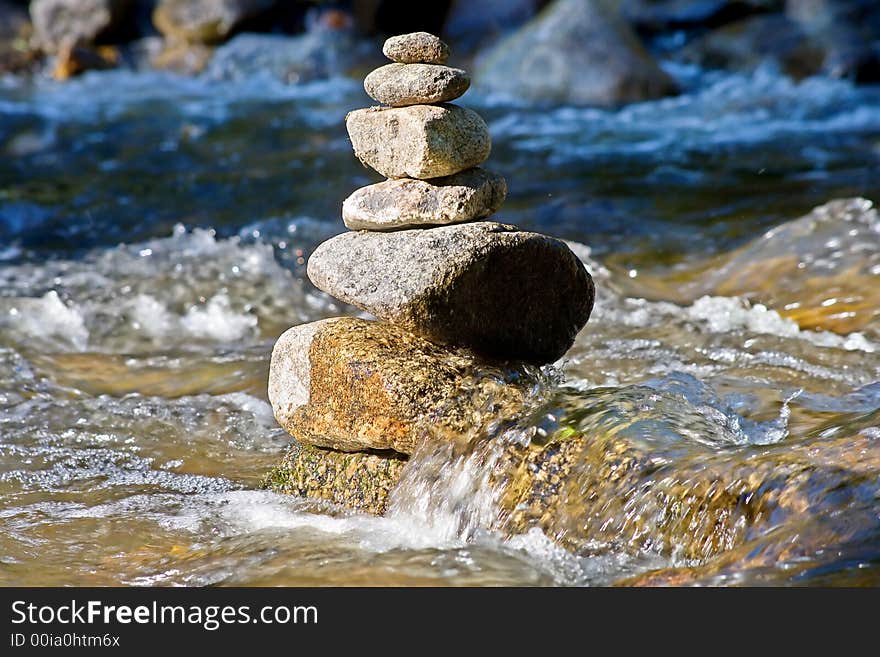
[1,66,879,586]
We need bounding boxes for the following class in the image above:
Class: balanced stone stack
[266,33,595,513]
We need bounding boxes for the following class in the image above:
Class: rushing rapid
[1,64,879,585]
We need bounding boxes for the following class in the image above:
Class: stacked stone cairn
[265,33,595,514]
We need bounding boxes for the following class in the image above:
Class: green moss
[262,441,407,515]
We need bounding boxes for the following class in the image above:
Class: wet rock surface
[703,198,880,336]
[262,440,406,515]
[272,384,880,573]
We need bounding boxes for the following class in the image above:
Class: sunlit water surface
[1,63,879,586]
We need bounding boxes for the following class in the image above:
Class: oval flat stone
[307,222,595,364]
[346,103,491,179]
[382,31,450,64]
[364,63,470,106]
[342,168,507,231]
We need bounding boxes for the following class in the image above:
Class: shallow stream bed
[1,64,879,585]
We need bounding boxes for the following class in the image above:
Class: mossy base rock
[342,168,507,231]
[264,384,880,564]
[474,0,678,106]
[263,440,406,515]
[364,63,471,107]
[307,223,595,364]
[30,0,130,52]
[346,104,491,179]
[382,31,450,64]
[153,0,275,44]
[495,407,880,565]
[268,317,529,454]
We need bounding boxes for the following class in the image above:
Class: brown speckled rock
[262,440,406,515]
[494,389,880,567]
[342,168,507,231]
[365,63,470,107]
[382,31,450,64]
[268,317,528,454]
[346,104,490,179]
[307,223,595,364]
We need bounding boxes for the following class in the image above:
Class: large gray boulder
[364,63,471,107]
[263,439,407,515]
[342,168,507,231]
[346,104,491,179]
[307,222,595,364]
[30,0,130,52]
[474,0,678,106]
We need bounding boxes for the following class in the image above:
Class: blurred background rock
[1,0,877,101]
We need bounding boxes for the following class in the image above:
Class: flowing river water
[1,63,879,585]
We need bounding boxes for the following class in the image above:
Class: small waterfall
[384,427,525,545]
[384,365,555,545]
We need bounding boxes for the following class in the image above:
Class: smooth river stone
[307,222,595,364]
[268,317,528,454]
[364,63,470,106]
[342,168,507,231]
[346,104,491,179]
[382,31,450,64]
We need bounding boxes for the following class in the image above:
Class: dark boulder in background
[4,0,880,89]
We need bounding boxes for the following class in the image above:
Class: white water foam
[2,291,89,350]
[686,295,877,353]
[179,294,258,342]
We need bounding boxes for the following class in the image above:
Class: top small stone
[382,32,450,64]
